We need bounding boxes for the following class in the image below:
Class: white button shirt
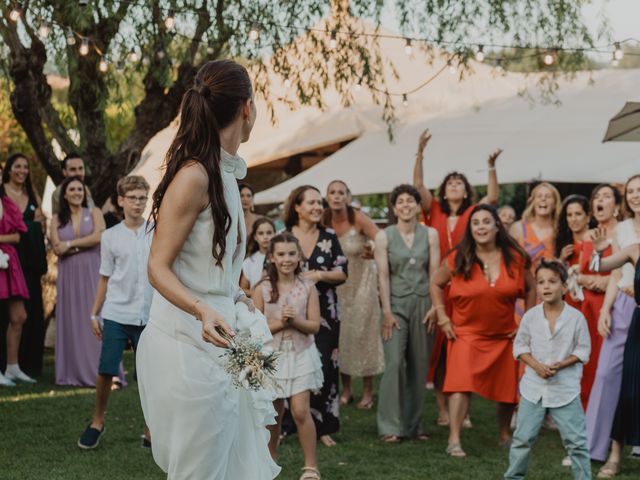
[513,303,591,408]
[99,220,152,326]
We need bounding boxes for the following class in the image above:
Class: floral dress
[299,226,348,437]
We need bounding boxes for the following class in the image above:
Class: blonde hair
[117,175,150,196]
[522,182,561,222]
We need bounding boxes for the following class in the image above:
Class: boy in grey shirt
[505,259,591,480]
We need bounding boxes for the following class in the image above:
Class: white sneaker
[0,372,16,387]
[5,366,36,384]
[561,456,571,467]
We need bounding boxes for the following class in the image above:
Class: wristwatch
[90,315,100,321]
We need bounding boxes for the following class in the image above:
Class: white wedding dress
[136,150,280,479]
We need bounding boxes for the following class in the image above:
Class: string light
[402,93,408,107]
[249,23,260,42]
[353,82,362,91]
[128,49,139,62]
[141,56,151,66]
[283,77,291,88]
[164,10,175,30]
[79,38,90,56]
[37,20,50,39]
[9,3,23,22]
[447,59,456,75]
[404,38,412,55]
[613,42,624,61]
[98,57,108,72]
[475,45,485,62]
[495,58,504,72]
[329,30,337,49]
[206,42,214,55]
[66,28,76,46]
[156,49,165,60]
[543,50,555,65]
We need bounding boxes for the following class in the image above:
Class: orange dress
[423,199,475,382]
[442,251,525,404]
[579,241,610,408]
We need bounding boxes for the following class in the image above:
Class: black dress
[610,259,640,446]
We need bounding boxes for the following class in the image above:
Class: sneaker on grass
[78,425,105,450]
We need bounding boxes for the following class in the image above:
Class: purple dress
[55,208,102,386]
[0,196,29,300]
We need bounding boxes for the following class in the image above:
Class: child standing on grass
[253,232,323,480]
[77,176,153,450]
[505,259,591,479]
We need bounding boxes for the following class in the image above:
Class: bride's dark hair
[150,60,253,266]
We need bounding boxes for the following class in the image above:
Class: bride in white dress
[136,60,280,479]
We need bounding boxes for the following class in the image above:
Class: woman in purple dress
[0,186,35,386]
[50,177,104,386]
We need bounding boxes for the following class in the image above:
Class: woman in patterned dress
[285,185,348,447]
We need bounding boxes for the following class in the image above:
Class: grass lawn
[1,351,639,480]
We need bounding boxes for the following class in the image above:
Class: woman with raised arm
[323,180,384,410]
[135,60,279,479]
[590,226,640,478]
[431,205,535,458]
[587,175,640,464]
[413,128,502,426]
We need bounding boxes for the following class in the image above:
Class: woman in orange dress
[554,195,593,310]
[578,184,621,409]
[413,128,502,425]
[431,205,535,458]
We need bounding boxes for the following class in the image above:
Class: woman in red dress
[554,195,593,309]
[578,184,621,409]
[431,205,535,458]
[413,128,502,425]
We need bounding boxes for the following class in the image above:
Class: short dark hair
[62,152,83,170]
[389,184,421,206]
[535,258,568,284]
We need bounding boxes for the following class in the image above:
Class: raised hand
[559,244,574,262]
[590,227,610,253]
[417,129,432,153]
[488,148,503,167]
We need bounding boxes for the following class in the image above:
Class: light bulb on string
[141,56,151,66]
[79,38,90,56]
[611,52,620,67]
[206,42,214,55]
[9,3,23,23]
[447,59,456,75]
[156,49,165,60]
[37,20,50,39]
[329,30,337,49]
[404,38,413,56]
[128,49,139,62]
[98,57,108,73]
[614,42,624,61]
[495,58,504,73]
[475,45,485,62]
[402,93,409,107]
[66,28,76,46]
[543,51,555,66]
[353,82,362,92]
[249,23,260,42]
[283,77,291,88]
[164,10,175,30]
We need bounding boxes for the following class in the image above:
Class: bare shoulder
[374,228,388,246]
[510,220,523,239]
[165,161,209,209]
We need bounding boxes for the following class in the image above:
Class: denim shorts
[98,319,145,377]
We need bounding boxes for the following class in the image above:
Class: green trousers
[377,294,431,437]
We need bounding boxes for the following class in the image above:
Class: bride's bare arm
[147,162,234,347]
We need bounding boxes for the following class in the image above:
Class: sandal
[597,461,619,478]
[339,394,353,406]
[462,417,473,429]
[299,467,321,480]
[437,416,450,427]
[382,435,402,443]
[417,433,430,441]
[356,398,374,410]
[446,443,467,458]
[319,435,336,447]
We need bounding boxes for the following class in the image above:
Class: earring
[443,195,447,200]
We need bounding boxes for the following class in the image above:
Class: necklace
[481,251,501,287]
[5,184,24,197]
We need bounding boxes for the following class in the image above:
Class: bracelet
[437,318,451,328]
[66,240,71,249]
[434,305,446,310]
[191,298,201,317]
[90,315,99,321]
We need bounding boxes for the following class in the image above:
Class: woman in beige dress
[323,180,384,409]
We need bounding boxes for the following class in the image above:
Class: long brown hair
[57,176,88,228]
[438,172,474,216]
[321,180,355,227]
[247,217,276,256]
[150,60,253,266]
[2,153,39,208]
[283,185,321,230]
[453,204,531,280]
[264,232,304,303]
[622,174,640,218]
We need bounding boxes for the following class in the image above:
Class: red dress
[564,240,583,310]
[579,240,610,408]
[442,251,525,403]
[423,199,474,382]
[0,195,29,300]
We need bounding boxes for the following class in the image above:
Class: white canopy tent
[254,69,640,204]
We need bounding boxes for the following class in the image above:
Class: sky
[582,0,640,40]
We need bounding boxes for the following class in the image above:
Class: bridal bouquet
[0,251,9,270]
[216,327,279,392]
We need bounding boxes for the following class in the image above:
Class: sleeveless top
[385,224,430,298]
[615,219,640,288]
[172,150,247,298]
[521,220,554,267]
[261,278,314,353]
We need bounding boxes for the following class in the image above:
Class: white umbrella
[603,101,640,142]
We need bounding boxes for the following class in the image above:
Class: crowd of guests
[1,131,640,479]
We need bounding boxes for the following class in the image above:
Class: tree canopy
[0,1,605,204]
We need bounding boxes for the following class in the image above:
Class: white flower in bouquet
[0,251,9,270]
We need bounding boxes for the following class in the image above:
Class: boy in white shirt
[505,259,591,480]
[77,176,153,450]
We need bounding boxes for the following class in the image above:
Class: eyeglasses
[123,195,148,204]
